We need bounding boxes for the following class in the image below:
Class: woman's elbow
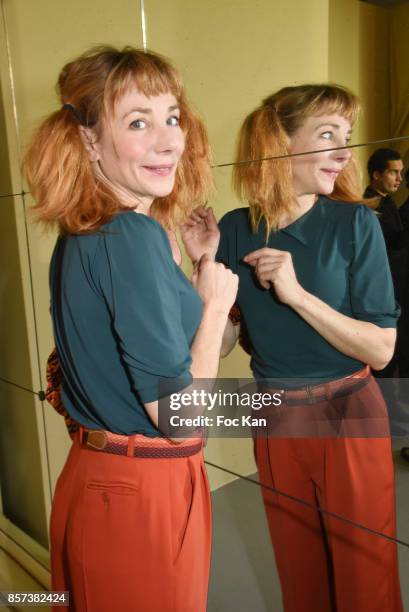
[220,321,240,358]
[371,355,392,371]
[369,329,396,371]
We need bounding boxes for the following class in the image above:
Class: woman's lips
[143,165,174,176]
[321,169,340,181]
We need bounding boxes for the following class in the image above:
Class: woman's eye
[167,115,180,126]
[321,131,333,140]
[129,119,147,129]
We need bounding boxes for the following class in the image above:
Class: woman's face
[92,87,185,209]
[289,113,352,197]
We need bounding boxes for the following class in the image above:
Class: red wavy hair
[23,46,213,234]
[233,84,366,235]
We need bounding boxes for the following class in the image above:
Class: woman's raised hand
[192,254,238,313]
[181,206,220,264]
[244,248,305,308]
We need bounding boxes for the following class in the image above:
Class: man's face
[373,159,404,194]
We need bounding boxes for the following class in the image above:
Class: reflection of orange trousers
[50,434,211,612]
[254,380,403,612]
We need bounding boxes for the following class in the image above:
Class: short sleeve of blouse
[96,213,193,403]
[350,205,400,327]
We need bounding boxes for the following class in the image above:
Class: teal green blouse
[50,211,202,436]
[217,197,399,382]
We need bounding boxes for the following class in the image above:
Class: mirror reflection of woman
[183,85,403,612]
[23,46,238,612]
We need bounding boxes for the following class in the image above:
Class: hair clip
[62,103,83,124]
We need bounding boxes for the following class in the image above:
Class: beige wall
[390,3,409,205]
[358,1,391,182]
[329,0,360,93]
[390,2,409,162]
[328,0,391,187]
[0,0,399,568]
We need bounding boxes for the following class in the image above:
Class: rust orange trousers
[50,434,211,612]
[254,376,403,612]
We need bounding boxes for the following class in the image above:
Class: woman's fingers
[255,263,282,289]
[243,247,284,265]
[191,212,203,222]
[205,207,218,231]
[183,206,219,231]
[256,261,283,273]
[243,249,296,292]
[181,219,198,229]
[189,205,209,223]
[197,252,213,270]
[194,255,238,310]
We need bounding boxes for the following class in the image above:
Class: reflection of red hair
[23,46,212,234]
[233,84,364,235]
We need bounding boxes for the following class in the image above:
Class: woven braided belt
[81,429,202,458]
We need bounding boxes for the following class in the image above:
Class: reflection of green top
[217,197,399,382]
[50,211,202,436]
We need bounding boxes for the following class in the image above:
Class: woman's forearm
[190,303,230,378]
[292,289,396,370]
[144,302,229,439]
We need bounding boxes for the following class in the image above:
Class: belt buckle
[86,430,107,450]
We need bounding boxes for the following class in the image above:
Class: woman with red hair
[24,45,237,612]
[184,84,403,611]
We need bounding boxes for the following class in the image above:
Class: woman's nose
[333,140,351,163]
[154,126,179,153]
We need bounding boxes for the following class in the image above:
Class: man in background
[364,148,406,310]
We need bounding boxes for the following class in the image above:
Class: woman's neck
[278,194,317,229]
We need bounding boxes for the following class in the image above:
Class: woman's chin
[318,182,336,196]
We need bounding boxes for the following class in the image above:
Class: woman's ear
[79,126,100,162]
